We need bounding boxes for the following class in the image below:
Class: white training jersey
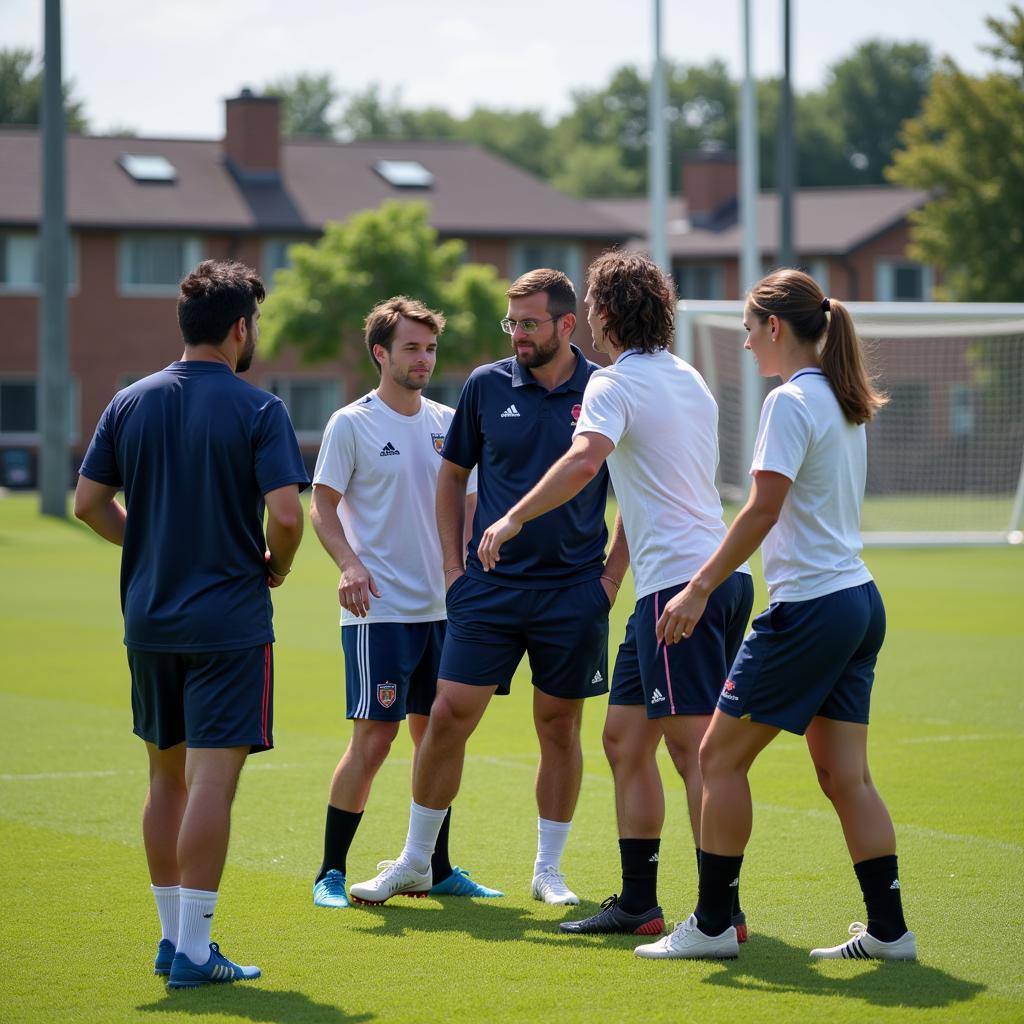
[574,348,748,599]
[313,392,475,624]
[751,368,874,602]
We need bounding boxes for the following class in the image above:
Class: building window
[674,263,723,301]
[0,231,79,293]
[266,377,340,441]
[119,234,202,294]
[510,241,583,295]
[0,377,79,440]
[262,237,309,283]
[875,260,933,302]
[879,382,929,445]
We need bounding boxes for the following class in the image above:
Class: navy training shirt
[79,360,310,652]
[443,345,609,589]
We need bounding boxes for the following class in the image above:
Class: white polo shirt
[574,348,748,599]
[751,369,874,602]
[313,392,475,624]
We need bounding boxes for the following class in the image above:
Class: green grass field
[2,493,1022,1024]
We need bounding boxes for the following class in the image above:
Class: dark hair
[586,250,676,353]
[747,269,887,425]
[506,268,576,318]
[177,259,266,346]
[364,296,446,372]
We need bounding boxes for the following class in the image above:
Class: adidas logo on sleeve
[500,404,521,418]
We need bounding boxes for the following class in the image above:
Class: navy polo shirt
[443,345,609,589]
[79,360,310,652]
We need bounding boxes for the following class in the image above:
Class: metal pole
[39,0,70,517]
[778,0,795,268]
[648,0,669,274]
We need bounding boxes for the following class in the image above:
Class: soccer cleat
[809,921,917,961]
[430,866,504,898]
[634,914,739,959]
[560,894,664,936]
[166,942,261,988]
[154,938,175,976]
[733,910,748,943]
[312,869,350,909]
[349,859,432,905]
[532,866,580,905]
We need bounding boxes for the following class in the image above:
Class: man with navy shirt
[74,260,308,988]
[351,269,627,906]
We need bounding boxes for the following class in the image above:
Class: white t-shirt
[574,348,747,599]
[751,369,874,602]
[313,392,475,624]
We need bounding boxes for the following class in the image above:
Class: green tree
[261,201,509,381]
[262,72,338,137]
[0,48,88,130]
[887,6,1024,300]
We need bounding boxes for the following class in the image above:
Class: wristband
[444,567,464,576]
[600,575,621,588]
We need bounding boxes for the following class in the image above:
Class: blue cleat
[154,939,175,976]
[166,942,261,989]
[430,866,504,898]
[313,869,350,909]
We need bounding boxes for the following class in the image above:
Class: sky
[5,0,1018,138]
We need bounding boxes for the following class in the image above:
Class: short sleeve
[78,400,123,487]
[313,410,357,495]
[750,388,812,481]
[441,374,481,469]
[254,397,310,495]
[574,370,629,447]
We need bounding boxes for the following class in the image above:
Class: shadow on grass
[138,987,375,1024]
[701,934,984,1010]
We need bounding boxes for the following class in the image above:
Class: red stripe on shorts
[261,643,271,746]
[653,593,677,715]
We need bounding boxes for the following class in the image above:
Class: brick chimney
[682,152,738,227]
[224,88,281,179]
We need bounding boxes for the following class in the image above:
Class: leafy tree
[0,48,87,130]
[887,6,1024,300]
[261,201,510,382]
[262,72,338,137]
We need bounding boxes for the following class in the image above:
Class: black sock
[695,851,743,937]
[854,854,908,942]
[315,805,363,882]
[430,807,454,886]
[698,847,743,921]
[618,838,661,914]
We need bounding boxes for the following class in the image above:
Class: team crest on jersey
[431,432,446,455]
[377,682,397,708]
[571,403,582,425]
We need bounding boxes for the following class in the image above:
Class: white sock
[151,883,179,944]
[534,817,572,877]
[398,801,448,874]
[177,888,218,966]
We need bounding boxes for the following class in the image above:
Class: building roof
[591,187,930,258]
[0,130,627,240]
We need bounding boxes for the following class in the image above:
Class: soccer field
[1,493,1022,1024]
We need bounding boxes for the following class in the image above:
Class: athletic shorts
[439,574,610,700]
[127,644,274,753]
[610,572,754,718]
[341,620,445,721]
[720,581,886,735]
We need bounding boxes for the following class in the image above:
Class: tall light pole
[778,0,795,268]
[648,0,669,274]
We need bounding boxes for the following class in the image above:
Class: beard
[236,336,256,373]
[389,363,431,392]
[513,327,560,369]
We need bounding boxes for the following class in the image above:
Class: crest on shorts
[431,432,446,455]
[377,682,397,708]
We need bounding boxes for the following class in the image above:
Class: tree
[260,201,510,380]
[262,72,338,137]
[887,6,1024,300]
[0,48,87,130]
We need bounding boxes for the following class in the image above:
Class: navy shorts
[610,572,754,718]
[341,620,445,721]
[440,574,610,699]
[128,644,274,753]
[720,581,886,735]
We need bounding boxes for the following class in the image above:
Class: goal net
[676,301,1024,546]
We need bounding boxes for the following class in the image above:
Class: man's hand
[655,582,710,645]
[339,557,380,616]
[477,514,522,571]
[599,576,619,608]
[265,551,290,589]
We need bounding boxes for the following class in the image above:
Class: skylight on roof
[374,160,434,188]
[119,154,177,183]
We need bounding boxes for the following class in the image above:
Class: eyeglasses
[500,316,562,335]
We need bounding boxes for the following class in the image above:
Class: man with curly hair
[477,251,753,939]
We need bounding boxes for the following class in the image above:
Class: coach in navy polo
[351,268,628,908]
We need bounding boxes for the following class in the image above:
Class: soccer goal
[676,301,1024,546]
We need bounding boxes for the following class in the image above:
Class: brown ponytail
[747,269,887,425]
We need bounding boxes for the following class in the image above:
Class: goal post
[676,301,1024,546]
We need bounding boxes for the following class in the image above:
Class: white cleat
[531,866,579,905]
[634,914,739,960]
[809,921,917,961]
[349,859,431,905]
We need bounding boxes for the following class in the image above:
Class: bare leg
[602,705,663,837]
[661,713,713,846]
[533,690,584,822]
[328,718,401,812]
[407,712,428,775]
[143,742,187,886]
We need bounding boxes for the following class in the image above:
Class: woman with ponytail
[634,269,916,963]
